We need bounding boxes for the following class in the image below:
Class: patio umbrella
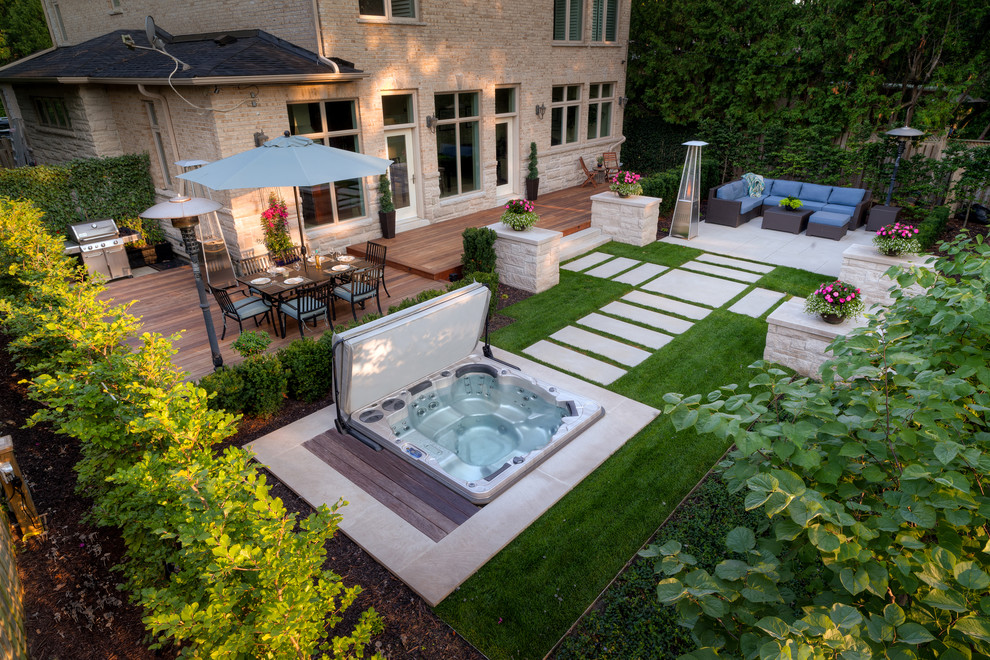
[176,132,392,253]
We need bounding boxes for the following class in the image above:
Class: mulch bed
[6,283,533,659]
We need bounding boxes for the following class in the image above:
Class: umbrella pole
[293,186,307,257]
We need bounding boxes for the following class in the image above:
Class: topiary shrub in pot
[377,174,396,239]
[525,142,540,201]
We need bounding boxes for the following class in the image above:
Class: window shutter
[553,0,566,40]
[390,0,415,18]
[568,0,583,40]
[605,0,617,41]
[591,0,602,41]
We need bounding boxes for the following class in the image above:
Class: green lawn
[435,244,821,658]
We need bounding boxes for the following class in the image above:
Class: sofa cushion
[808,211,850,227]
[716,180,747,200]
[828,187,867,206]
[801,200,827,212]
[800,183,832,203]
[764,195,787,207]
[771,180,801,198]
[739,197,764,214]
[822,204,856,217]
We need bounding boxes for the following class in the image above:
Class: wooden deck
[347,184,597,281]
[100,264,444,382]
[304,430,480,542]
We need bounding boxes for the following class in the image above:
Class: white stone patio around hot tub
[247,345,659,607]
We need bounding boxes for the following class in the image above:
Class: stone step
[523,340,627,385]
[561,249,613,272]
[550,326,652,367]
[697,253,775,273]
[600,301,694,335]
[622,290,712,320]
[613,262,667,286]
[682,260,763,283]
[559,228,611,262]
[727,288,786,318]
[585,256,640,279]
[577,312,674,350]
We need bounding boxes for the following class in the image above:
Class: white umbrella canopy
[176,133,393,254]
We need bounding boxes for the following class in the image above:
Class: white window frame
[553,0,584,42]
[434,91,481,198]
[33,97,72,130]
[587,82,614,140]
[358,0,418,21]
[550,84,581,147]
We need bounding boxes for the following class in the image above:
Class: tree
[0,0,51,67]
[643,233,990,657]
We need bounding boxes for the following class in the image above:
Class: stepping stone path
[728,288,786,318]
[524,251,788,386]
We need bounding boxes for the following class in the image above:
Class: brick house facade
[0,0,629,258]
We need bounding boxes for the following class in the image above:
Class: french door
[385,129,418,220]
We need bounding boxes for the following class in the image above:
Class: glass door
[386,129,418,220]
[494,87,518,198]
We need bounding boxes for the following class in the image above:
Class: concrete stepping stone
[600,302,694,335]
[585,256,640,279]
[613,262,667,286]
[642,269,749,308]
[577,313,674,350]
[562,252,613,272]
[523,340,627,385]
[727,288,786,318]
[622,290,711,320]
[697,253,774,273]
[683,261,763,283]
[550,326,651,367]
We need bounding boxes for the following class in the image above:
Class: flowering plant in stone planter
[804,279,864,323]
[873,222,920,256]
[261,194,293,255]
[609,170,643,197]
[500,199,539,231]
[779,196,803,211]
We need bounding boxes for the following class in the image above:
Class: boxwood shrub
[277,337,333,403]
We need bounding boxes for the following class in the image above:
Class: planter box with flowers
[500,199,539,231]
[764,299,870,380]
[837,222,932,307]
[590,169,661,247]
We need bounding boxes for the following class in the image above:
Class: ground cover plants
[436,240,826,658]
[0,197,381,658]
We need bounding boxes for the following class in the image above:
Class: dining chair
[278,281,333,338]
[579,157,598,188]
[364,241,391,297]
[237,254,274,296]
[602,152,620,178]
[333,266,383,321]
[210,285,272,340]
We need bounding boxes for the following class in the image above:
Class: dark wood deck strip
[348,184,597,280]
[303,430,480,542]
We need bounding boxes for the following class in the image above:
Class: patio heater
[884,126,925,206]
[140,195,225,370]
[670,140,708,240]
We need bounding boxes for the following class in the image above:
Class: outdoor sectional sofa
[707,178,872,230]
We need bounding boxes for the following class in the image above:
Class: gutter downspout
[137,84,180,193]
[311,0,340,72]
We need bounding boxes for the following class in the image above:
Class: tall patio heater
[670,140,708,239]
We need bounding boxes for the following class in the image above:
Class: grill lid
[70,219,119,244]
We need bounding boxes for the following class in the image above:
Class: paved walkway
[536,250,790,385]
[661,219,873,275]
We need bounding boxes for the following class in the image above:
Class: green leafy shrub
[230,329,271,358]
[199,366,248,414]
[640,168,681,215]
[450,271,499,317]
[277,338,333,403]
[237,354,287,419]
[916,205,950,251]
[462,226,497,273]
[646,233,990,657]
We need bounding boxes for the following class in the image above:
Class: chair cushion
[763,195,787,207]
[333,283,375,302]
[234,300,270,320]
[771,180,801,198]
[828,187,867,206]
[739,197,764,214]
[800,200,826,212]
[716,180,747,200]
[809,211,850,227]
[233,295,266,310]
[799,183,833,203]
[822,204,856,217]
[280,296,324,321]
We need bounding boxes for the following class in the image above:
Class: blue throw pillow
[800,183,832,203]
[771,180,801,198]
[828,187,867,206]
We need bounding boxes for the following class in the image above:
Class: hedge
[916,205,951,251]
[0,197,379,658]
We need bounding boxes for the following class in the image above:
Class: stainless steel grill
[66,219,132,281]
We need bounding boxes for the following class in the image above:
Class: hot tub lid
[333,282,491,417]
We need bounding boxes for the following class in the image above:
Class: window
[495,88,516,115]
[550,85,580,146]
[553,0,583,41]
[287,100,366,226]
[591,0,617,42]
[144,102,172,188]
[382,94,414,126]
[434,92,479,198]
[587,83,613,140]
[359,0,416,19]
[51,1,68,41]
[33,97,71,129]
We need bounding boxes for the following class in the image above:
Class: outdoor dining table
[235,256,372,337]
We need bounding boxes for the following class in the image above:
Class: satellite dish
[145,16,163,49]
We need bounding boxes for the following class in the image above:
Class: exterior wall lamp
[535,103,547,120]
[618,96,628,108]
[425,115,437,133]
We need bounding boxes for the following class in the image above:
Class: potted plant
[377,174,396,239]
[500,199,539,231]
[261,194,294,263]
[873,222,920,256]
[123,216,171,267]
[609,170,643,198]
[804,280,864,324]
[779,196,803,211]
[525,142,540,201]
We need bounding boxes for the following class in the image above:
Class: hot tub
[333,282,604,503]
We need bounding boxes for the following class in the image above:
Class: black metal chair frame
[333,266,383,321]
[210,285,272,340]
[364,241,390,297]
[278,281,334,338]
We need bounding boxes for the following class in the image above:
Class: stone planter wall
[837,244,932,308]
[764,300,869,380]
[590,192,661,247]
[489,223,561,293]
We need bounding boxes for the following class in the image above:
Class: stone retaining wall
[590,192,661,247]
[837,244,932,308]
[764,300,868,379]
[490,223,560,294]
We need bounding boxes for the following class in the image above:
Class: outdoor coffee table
[761,207,813,234]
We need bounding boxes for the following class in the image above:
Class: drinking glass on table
[293,260,301,273]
